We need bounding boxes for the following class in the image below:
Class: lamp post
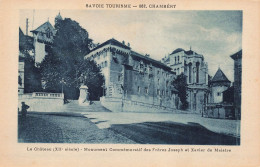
[61,78,64,94]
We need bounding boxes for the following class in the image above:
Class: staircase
[60,100,112,113]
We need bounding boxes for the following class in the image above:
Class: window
[157,70,160,75]
[139,64,144,72]
[103,52,107,57]
[149,66,153,74]
[188,63,192,83]
[145,87,148,94]
[175,57,176,64]
[157,89,160,95]
[144,66,147,73]
[104,61,107,67]
[162,90,164,96]
[196,62,200,83]
[177,56,180,63]
[166,91,168,96]
[217,92,221,96]
[158,79,160,85]
[118,75,121,82]
[138,86,141,93]
[166,81,169,87]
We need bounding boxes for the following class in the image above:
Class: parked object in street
[21,102,29,118]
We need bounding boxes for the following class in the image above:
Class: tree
[77,59,104,101]
[19,28,42,93]
[23,54,42,93]
[172,73,188,110]
[39,18,103,100]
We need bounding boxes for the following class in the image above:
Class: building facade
[18,52,25,94]
[85,38,179,112]
[162,48,209,113]
[230,50,242,119]
[30,19,58,64]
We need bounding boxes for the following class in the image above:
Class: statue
[78,84,90,105]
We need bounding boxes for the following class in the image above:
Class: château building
[85,38,179,112]
[30,21,56,64]
[30,13,62,64]
[162,48,209,113]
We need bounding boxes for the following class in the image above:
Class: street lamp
[61,78,65,94]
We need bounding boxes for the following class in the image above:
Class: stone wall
[18,92,64,112]
[101,97,179,113]
[206,104,234,119]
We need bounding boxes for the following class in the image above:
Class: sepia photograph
[17,10,243,145]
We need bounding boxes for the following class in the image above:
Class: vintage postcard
[0,0,260,167]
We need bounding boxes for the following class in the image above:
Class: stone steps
[60,100,111,113]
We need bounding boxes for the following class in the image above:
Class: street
[18,110,240,145]
[18,112,135,143]
[109,121,239,145]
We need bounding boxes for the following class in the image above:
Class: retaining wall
[18,92,64,112]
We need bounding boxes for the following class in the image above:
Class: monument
[78,84,90,105]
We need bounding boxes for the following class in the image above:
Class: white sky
[20,10,242,82]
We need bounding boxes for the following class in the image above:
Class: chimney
[127,42,130,47]
[122,40,125,45]
[26,18,29,35]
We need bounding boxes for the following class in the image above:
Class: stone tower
[210,68,231,103]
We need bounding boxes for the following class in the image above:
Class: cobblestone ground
[18,112,135,143]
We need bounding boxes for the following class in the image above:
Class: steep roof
[55,12,63,20]
[89,38,131,53]
[230,50,242,60]
[211,68,230,83]
[170,48,185,55]
[19,27,24,36]
[170,48,201,56]
[131,51,172,71]
[184,50,199,55]
[31,21,55,34]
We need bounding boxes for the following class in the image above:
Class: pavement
[18,112,135,143]
[18,101,241,144]
[81,112,240,138]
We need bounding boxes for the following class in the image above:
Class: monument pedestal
[78,85,90,106]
